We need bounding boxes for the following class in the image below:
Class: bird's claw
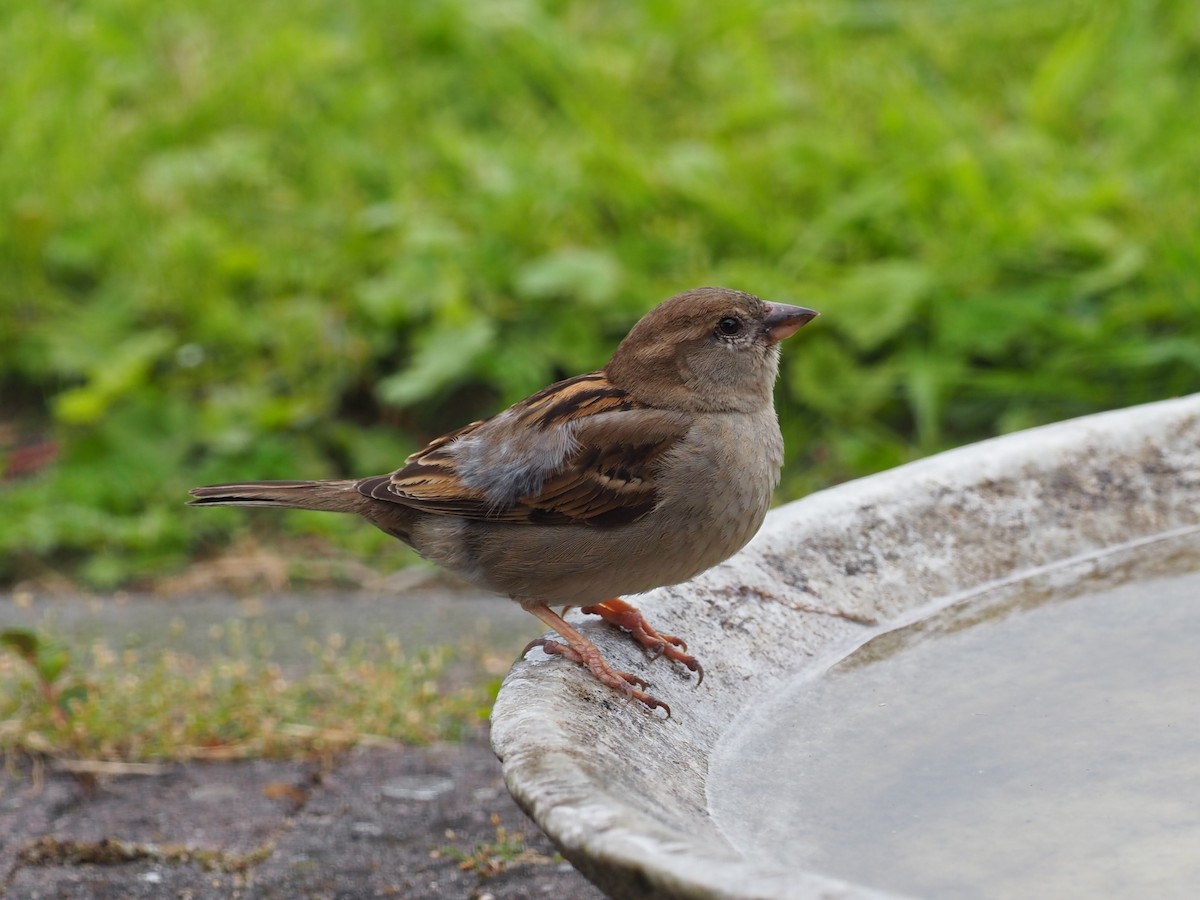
[523,637,667,715]
[581,598,704,685]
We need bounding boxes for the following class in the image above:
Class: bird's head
[606,287,818,412]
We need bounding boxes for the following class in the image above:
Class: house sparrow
[190,287,817,714]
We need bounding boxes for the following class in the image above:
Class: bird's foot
[523,637,670,716]
[521,604,672,715]
[581,597,704,684]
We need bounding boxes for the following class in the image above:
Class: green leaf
[827,261,933,352]
[36,643,70,685]
[54,330,176,426]
[376,318,496,408]
[1,628,40,661]
[514,248,624,307]
[1028,22,1107,133]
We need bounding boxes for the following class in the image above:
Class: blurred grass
[1,620,494,761]
[2,0,1198,586]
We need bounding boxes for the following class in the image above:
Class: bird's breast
[651,409,783,563]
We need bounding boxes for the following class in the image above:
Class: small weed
[434,814,556,877]
[0,628,86,728]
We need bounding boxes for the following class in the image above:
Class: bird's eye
[716,316,742,336]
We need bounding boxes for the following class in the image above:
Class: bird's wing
[357,372,690,526]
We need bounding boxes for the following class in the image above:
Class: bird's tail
[188,479,366,513]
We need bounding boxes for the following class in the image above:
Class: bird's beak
[763,302,819,343]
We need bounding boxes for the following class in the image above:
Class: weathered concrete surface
[492,394,1200,900]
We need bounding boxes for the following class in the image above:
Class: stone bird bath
[492,394,1200,899]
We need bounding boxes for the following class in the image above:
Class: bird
[190,287,817,715]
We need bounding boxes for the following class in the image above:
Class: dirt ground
[1,587,609,898]
[1,733,608,899]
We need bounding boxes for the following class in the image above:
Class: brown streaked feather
[356,372,689,526]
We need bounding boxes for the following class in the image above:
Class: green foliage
[2,0,1198,584]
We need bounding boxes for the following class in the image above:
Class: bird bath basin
[491,394,1200,899]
